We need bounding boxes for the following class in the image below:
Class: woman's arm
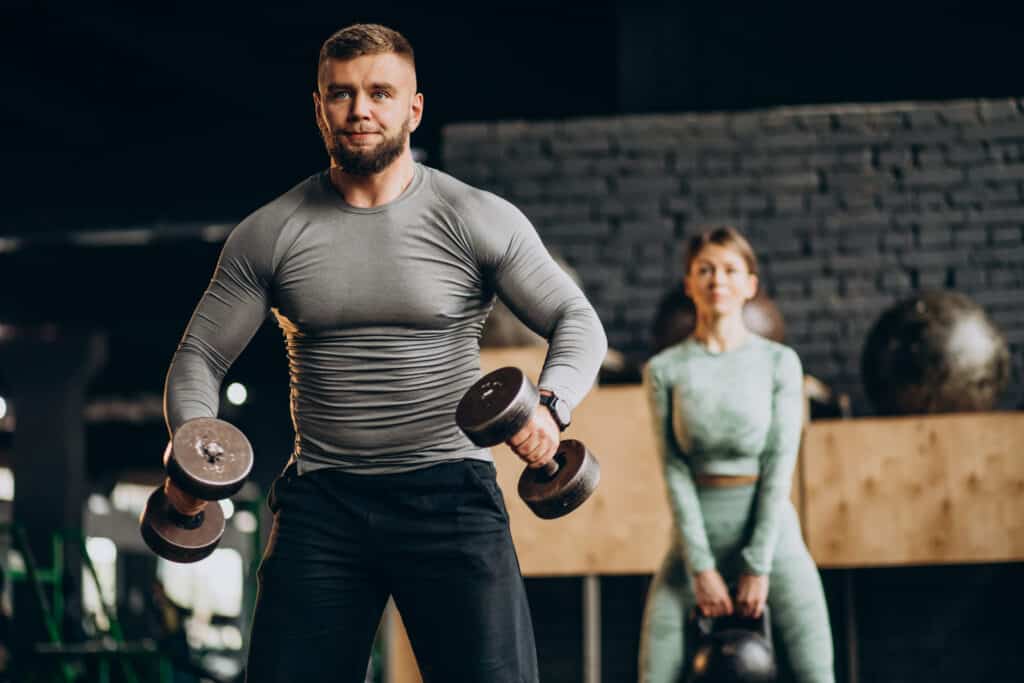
[643,361,715,575]
[741,347,804,575]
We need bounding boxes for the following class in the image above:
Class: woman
[639,226,834,682]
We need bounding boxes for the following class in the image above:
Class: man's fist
[164,478,207,517]
[506,401,560,469]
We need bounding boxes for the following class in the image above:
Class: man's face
[314,52,423,175]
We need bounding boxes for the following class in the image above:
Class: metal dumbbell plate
[517,439,601,519]
[140,487,225,564]
[456,367,539,447]
[165,417,253,500]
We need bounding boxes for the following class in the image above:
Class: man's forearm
[537,299,607,409]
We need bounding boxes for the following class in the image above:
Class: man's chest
[270,218,488,330]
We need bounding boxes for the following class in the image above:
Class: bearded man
[161,23,607,683]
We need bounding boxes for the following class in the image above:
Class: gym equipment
[140,418,253,563]
[455,367,600,519]
[861,290,1010,415]
[651,284,785,354]
[164,417,253,500]
[686,606,777,682]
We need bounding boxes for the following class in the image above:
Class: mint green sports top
[642,334,804,576]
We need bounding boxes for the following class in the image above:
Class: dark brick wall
[442,98,1024,413]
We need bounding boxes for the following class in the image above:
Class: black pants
[245,459,539,683]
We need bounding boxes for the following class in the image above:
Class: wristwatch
[539,393,571,432]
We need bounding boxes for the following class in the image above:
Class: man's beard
[321,118,410,176]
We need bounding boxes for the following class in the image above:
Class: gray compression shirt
[164,164,608,475]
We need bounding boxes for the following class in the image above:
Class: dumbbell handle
[535,438,594,478]
[540,458,559,478]
[537,441,579,478]
[163,478,207,517]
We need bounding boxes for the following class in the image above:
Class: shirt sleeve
[740,346,804,575]
[643,361,716,575]
[163,218,274,436]
[466,192,607,409]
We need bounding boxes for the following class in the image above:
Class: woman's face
[684,243,759,318]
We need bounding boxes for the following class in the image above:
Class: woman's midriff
[694,473,760,488]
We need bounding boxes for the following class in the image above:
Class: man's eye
[331,91,351,100]
[372,91,390,99]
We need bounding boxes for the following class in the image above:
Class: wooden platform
[385,347,1024,680]
[802,412,1024,567]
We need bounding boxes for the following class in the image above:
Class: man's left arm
[480,197,608,409]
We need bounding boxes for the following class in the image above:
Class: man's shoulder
[423,165,519,220]
[244,173,322,229]
[227,172,322,246]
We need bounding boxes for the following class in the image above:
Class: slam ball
[861,290,1010,415]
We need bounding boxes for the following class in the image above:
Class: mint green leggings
[638,484,835,683]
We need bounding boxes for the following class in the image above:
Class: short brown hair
[318,23,415,80]
[684,226,759,275]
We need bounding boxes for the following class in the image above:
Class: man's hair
[318,24,415,80]
[684,226,760,275]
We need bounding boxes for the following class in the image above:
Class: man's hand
[163,478,207,517]
[694,568,734,617]
[735,573,769,618]
[506,402,560,469]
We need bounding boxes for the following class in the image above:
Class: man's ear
[312,91,331,137]
[408,92,424,133]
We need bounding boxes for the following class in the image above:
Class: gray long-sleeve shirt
[165,164,608,474]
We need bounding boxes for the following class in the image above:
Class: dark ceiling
[2,0,1020,234]
[0,0,1020,481]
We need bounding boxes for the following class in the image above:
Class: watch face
[552,398,571,428]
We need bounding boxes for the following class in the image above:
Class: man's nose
[347,93,372,119]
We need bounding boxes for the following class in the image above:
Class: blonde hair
[684,225,759,275]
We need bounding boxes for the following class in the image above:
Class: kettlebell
[684,605,777,683]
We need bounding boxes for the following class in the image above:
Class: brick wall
[442,98,1024,412]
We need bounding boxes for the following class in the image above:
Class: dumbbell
[455,366,600,519]
[686,605,777,682]
[139,417,253,563]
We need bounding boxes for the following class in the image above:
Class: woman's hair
[683,225,759,275]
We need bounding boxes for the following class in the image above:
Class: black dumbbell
[140,417,253,563]
[686,605,777,683]
[455,366,600,519]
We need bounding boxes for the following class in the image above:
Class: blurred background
[0,0,1022,680]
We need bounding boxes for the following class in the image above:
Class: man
[163,23,607,683]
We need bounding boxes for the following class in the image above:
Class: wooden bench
[385,348,1024,681]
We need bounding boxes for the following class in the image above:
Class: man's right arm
[164,218,274,437]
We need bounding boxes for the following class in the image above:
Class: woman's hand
[693,569,734,617]
[735,573,769,618]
